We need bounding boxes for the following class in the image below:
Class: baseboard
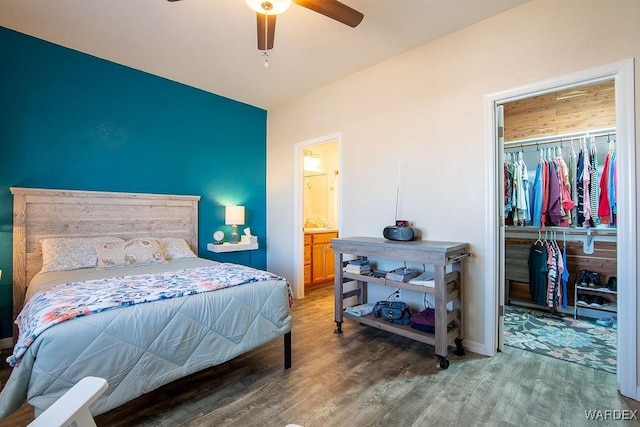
[462,339,484,356]
[0,337,12,352]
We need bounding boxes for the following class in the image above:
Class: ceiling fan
[168,0,364,51]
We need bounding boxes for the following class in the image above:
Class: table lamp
[225,206,245,244]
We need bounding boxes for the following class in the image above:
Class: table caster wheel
[454,338,466,356]
[438,356,450,370]
[334,321,343,334]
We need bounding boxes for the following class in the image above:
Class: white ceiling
[0,0,528,110]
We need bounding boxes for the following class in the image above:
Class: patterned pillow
[95,238,168,270]
[161,237,197,259]
[41,237,125,273]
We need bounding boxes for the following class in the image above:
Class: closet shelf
[575,285,617,294]
[575,284,618,319]
[503,127,616,150]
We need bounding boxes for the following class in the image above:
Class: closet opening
[499,79,618,374]
[487,59,636,400]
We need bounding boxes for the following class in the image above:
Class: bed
[0,187,292,419]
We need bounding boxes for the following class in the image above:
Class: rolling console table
[332,236,470,369]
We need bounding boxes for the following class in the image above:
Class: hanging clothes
[504,131,617,229]
[528,239,548,306]
[546,159,562,225]
[557,151,575,226]
[589,137,600,225]
[540,155,550,227]
[599,138,617,226]
[598,151,612,224]
[513,152,530,226]
[570,142,578,225]
[531,160,544,228]
[553,238,563,309]
[504,161,513,224]
[561,243,569,309]
[609,150,617,225]
[545,239,562,310]
[576,150,586,226]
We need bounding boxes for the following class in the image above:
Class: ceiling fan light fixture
[245,0,292,15]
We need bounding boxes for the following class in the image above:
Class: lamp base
[230,224,239,244]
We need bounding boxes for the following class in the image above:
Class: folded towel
[345,303,375,317]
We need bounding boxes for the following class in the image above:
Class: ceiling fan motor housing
[246,0,292,15]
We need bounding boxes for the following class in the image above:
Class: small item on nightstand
[242,227,258,244]
[213,230,224,245]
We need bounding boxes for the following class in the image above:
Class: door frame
[484,59,637,399]
[293,132,343,299]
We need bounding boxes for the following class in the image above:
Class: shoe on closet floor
[576,293,590,307]
[595,315,616,327]
[588,296,608,308]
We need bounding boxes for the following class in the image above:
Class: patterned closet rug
[503,305,617,374]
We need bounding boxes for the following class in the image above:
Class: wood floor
[2,284,639,427]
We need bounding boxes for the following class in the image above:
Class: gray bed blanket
[0,259,292,419]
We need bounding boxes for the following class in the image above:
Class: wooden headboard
[10,187,200,329]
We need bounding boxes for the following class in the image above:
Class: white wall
[266,0,639,379]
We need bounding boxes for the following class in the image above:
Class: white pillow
[161,237,197,259]
[41,237,125,273]
[95,238,168,270]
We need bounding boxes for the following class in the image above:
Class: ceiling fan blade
[256,13,276,51]
[293,0,364,27]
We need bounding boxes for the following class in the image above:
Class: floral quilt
[9,263,287,367]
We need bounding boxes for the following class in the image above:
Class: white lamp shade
[225,206,245,225]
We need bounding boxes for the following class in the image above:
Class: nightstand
[207,242,258,253]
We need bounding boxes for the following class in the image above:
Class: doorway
[485,59,637,399]
[294,133,342,298]
[500,79,618,374]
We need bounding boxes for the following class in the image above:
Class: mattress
[0,258,292,418]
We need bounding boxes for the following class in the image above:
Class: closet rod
[504,225,617,236]
[503,127,616,149]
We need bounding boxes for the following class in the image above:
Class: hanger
[535,229,542,245]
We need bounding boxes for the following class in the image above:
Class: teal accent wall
[0,27,268,339]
